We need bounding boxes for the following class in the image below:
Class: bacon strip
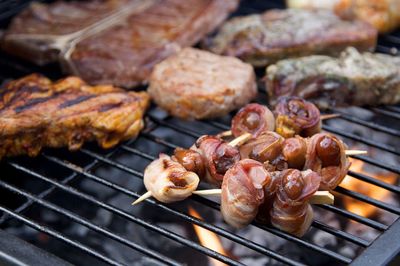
[270,169,321,237]
[231,103,275,138]
[144,154,200,203]
[221,159,270,228]
[274,96,321,138]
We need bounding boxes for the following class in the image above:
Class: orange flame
[188,206,228,266]
[340,158,397,217]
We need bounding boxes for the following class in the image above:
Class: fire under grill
[0,1,400,266]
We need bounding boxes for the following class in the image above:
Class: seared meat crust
[0,74,149,159]
[204,9,377,66]
[3,0,239,87]
[266,47,400,108]
[148,48,257,119]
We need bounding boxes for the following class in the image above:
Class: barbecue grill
[0,0,399,265]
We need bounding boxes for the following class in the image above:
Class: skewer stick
[132,191,152,205]
[309,191,334,205]
[228,133,252,147]
[192,189,334,205]
[218,130,233,137]
[192,189,223,195]
[320,113,341,120]
[345,150,368,156]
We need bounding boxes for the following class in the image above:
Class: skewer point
[132,191,152,205]
[345,150,368,156]
[309,191,334,205]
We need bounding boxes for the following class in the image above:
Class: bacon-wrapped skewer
[274,96,321,138]
[221,159,270,228]
[231,103,275,138]
[305,133,351,191]
[132,154,200,204]
[194,135,241,185]
[239,132,287,171]
[270,169,321,237]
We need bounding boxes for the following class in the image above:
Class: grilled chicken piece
[221,159,270,228]
[266,47,400,109]
[231,103,275,138]
[144,154,200,203]
[204,9,377,67]
[0,74,149,160]
[3,0,239,87]
[287,0,400,33]
[148,48,257,119]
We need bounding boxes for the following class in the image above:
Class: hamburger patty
[148,48,257,119]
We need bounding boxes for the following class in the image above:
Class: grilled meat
[3,0,239,87]
[266,47,400,109]
[148,48,257,119]
[0,74,149,159]
[203,9,377,66]
[287,0,400,33]
[144,153,200,203]
[221,159,270,228]
[231,103,275,138]
[270,169,321,237]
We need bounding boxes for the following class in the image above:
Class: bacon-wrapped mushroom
[144,154,200,203]
[274,97,321,138]
[239,132,287,171]
[173,148,205,179]
[221,159,270,228]
[256,171,282,224]
[305,133,350,191]
[270,169,321,237]
[231,103,275,138]
[195,135,240,185]
[282,136,307,169]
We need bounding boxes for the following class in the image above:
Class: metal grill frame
[0,0,400,265]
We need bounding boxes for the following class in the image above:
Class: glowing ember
[188,206,228,266]
[340,158,397,217]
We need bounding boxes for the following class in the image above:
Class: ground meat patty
[148,48,257,119]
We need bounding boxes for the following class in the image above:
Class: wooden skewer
[320,113,341,120]
[228,132,252,147]
[192,189,334,205]
[132,191,152,205]
[308,191,334,205]
[344,150,368,156]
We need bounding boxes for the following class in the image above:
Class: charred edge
[99,102,123,112]
[59,95,96,109]
[14,94,60,113]
[1,85,46,110]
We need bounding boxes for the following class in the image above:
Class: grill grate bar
[330,109,400,137]
[382,106,400,113]
[0,180,181,266]
[6,162,244,266]
[347,170,400,194]
[372,107,400,120]
[335,186,400,215]
[349,155,400,175]
[42,154,304,266]
[192,195,353,264]
[0,206,124,266]
[322,125,400,156]
[317,204,388,231]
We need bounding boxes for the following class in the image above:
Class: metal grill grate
[0,0,399,265]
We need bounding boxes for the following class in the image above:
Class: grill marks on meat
[0,74,149,159]
[204,9,377,67]
[3,0,239,87]
[266,47,400,108]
